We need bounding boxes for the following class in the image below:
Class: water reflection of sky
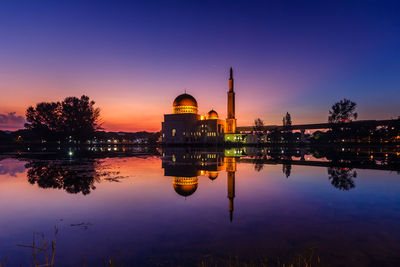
[0,156,399,266]
[0,158,26,177]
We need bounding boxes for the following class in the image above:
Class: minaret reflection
[225,157,236,222]
[162,147,244,222]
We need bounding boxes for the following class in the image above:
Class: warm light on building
[172,93,198,114]
[162,68,244,144]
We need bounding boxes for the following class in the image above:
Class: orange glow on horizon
[1,78,397,132]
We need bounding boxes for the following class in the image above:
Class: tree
[283,112,292,127]
[61,96,101,140]
[253,118,265,144]
[25,102,62,136]
[25,95,101,141]
[328,98,358,123]
[282,112,293,143]
[254,118,264,131]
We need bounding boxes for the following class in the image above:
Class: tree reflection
[282,163,292,178]
[327,167,357,191]
[252,156,265,172]
[25,159,102,195]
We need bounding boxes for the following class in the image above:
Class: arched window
[172,129,176,137]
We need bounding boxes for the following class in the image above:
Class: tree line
[253,98,400,144]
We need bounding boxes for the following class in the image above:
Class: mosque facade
[161,68,243,144]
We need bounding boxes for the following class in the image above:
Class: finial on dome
[230,67,233,79]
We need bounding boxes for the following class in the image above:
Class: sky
[0,0,399,132]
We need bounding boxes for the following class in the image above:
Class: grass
[3,226,321,267]
[16,226,58,267]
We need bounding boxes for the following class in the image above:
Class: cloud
[0,112,25,130]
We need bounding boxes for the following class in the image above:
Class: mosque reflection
[162,147,245,221]
[161,146,400,213]
[161,147,360,221]
[8,145,399,199]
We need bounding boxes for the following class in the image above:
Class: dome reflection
[173,177,198,197]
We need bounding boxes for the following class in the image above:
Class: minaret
[226,67,237,133]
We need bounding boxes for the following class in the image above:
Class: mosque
[161,68,242,144]
[160,69,246,221]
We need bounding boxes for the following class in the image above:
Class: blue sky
[0,0,399,131]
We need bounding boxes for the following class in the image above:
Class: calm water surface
[0,148,400,266]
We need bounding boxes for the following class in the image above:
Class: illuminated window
[172,129,176,137]
[173,105,198,114]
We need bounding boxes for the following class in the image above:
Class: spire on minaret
[228,67,234,92]
[227,67,235,122]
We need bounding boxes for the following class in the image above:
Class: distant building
[161,68,244,144]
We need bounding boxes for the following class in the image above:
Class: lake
[0,146,399,266]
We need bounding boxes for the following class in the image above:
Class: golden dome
[207,171,219,180]
[173,177,198,197]
[173,93,198,114]
[207,109,219,119]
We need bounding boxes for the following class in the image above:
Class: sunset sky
[1,0,399,132]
